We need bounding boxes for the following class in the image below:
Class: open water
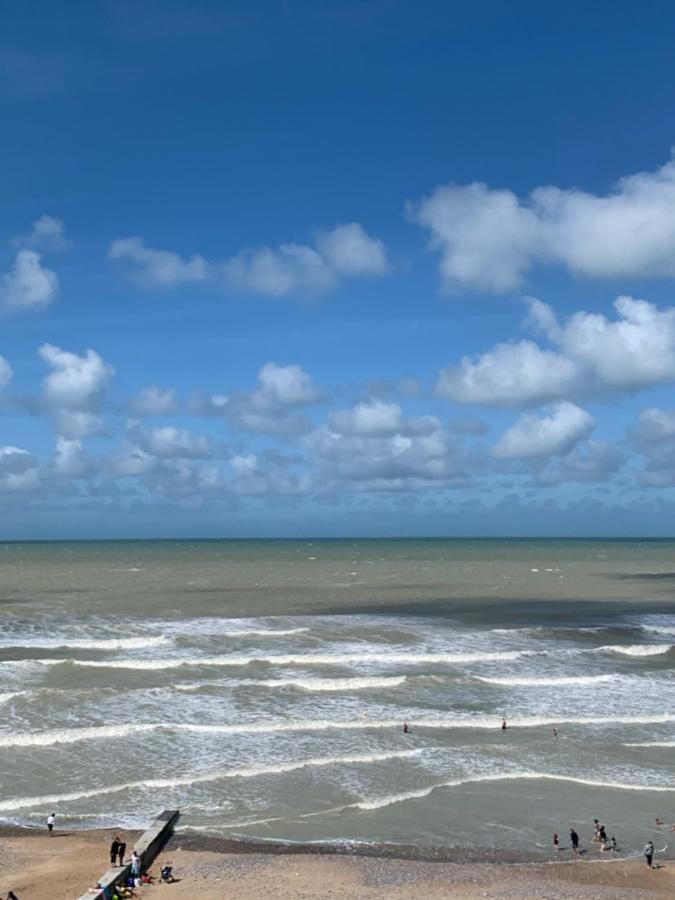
[1,539,675,857]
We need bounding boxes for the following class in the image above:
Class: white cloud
[438,340,578,407]
[138,425,211,459]
[223,244,335,297]
[39,343,114,437]
[215,362,324,435]
[110,223,387,297]
[329,400,438,437]
[130,386,177,416]
[315,223,388,276]
[493,402,595,459]
[14,215,69,251]
[53,437,87,476]
[0,356,12,389]
[0,446,37,474]
[0,250,58,312]
[109,237,209,286]
[411,156,675,291]
[439,296,675,407]
[635,407,675,442]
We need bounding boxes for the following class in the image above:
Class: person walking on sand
[46,812,55,836]
[644,840,654,869]
[110,837,121,866]
[570,828,580,855]
[117,840,126,866]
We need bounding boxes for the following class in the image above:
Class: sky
[4,0,675,538]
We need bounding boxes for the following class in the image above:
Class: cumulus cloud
[315,223,388,276]
[0,356,12,390]
[132,425,211,459]
[14,215,69,251]
[0,446,39,492]
[410,156,675,291]
[130,386,177,416]
[631,407,675,487]
[493,402,595,459]
[439,296,675,407]
[109,237,209,286]
[110,223,387,298]
[53,437,88,477]
[197,362,324,435]
[39,343,114,437]
[0,250,58,313]
[438,340,578,407]
[329,400,438,437]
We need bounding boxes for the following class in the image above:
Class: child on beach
[47,812,55,835]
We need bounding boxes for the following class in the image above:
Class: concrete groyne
[77,809,179,899]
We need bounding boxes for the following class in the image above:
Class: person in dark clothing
[570,829,580,854]
[110,837,121,866]
[117,841,126,866]
[644,840,654,869]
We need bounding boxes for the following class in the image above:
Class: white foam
[474,674,616,687]
[353,771,675,811]
[623,741,675,748]
[253,676,408,691]
[40,649,530,670]
[0,749,418,812]
[0,691,30,703]
[643,626,675,636]
[600,644,672,657]
[4,713,675,748]
[0,635,170,651]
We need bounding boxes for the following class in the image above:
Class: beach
[1,826,674,899]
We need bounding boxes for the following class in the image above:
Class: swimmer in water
[656,817,664,827]
[501,718,507,731]
[553,832,560,850]
[552,728,558,738]
[403,722,409,734]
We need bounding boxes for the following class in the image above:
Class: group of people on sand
[551,818,666,869]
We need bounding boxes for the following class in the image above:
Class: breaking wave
[352,771,675,811]
[0,749,419,812]
[474,674,617,687]
[39,649,531,670]
[5,713,675,749]
[0,635,170,651]
[600,644,672,657]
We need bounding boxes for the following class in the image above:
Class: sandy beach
[1,826,674,900]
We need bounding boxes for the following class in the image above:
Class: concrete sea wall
[77,809,179,899]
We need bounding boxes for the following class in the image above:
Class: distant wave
[40,649,530,671]
[600,644,672,657]
[222,627,310,637]
[0,635,170,651]
[474,674,616,687]
[352,771,675,811]
[643,626,675,636]
[0,749,418,812]
[623,741,675,748]
[5,713,675,749]
[252,676,408,691]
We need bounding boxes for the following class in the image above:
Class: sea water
[1,538,674,857]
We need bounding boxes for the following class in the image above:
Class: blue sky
[3,0,675,537]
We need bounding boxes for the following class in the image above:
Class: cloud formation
[493,402,595,459]
[438,296,675,407]
[14,215,69,251]
[39,344,114,437]
[411,156,675,291]
[0,250,58,313]
[110,223,387,297]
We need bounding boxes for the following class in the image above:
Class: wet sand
[1,826,674,899]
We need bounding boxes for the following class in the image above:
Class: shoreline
[1,824,673,899]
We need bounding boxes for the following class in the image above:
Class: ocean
[1,538,675,856]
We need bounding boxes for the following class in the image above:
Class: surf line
[5,713,675,749]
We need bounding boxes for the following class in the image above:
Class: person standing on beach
[131,850,142,879]
[570,829,580,854]
[117,840,126,866]
[644,840,654,869]
[110,837,121,866]
[46,812,55,836]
